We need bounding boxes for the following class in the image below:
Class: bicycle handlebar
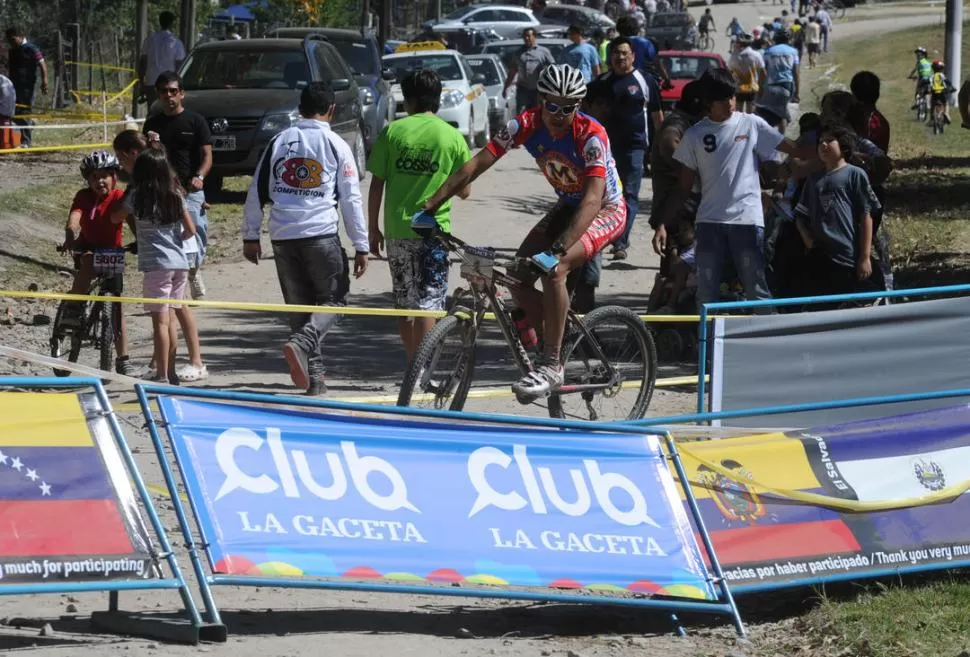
[57,241,138,255]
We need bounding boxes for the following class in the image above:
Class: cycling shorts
[931,91,948,106]
[531,200,628,260]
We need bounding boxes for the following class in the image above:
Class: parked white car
[466,53,512,134]
[422,4,540,40]
[383,43,491,147]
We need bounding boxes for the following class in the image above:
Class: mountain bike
[50,244,132,377]
[698,32,714,52]
[932,97,946,134]
[397,227,657,422]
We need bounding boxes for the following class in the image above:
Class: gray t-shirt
[794,163,880,269]
[124,189,189,272]
[516,46,555,90]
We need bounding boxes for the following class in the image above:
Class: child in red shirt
[60,150,134,375]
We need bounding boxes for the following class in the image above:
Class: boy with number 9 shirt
[367,69,471,363]
[655,69,804,311]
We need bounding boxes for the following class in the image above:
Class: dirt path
[0,8,951,656]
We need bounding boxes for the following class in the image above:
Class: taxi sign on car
[395,41,448,53]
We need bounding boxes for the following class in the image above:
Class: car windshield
[182,49,309,90]
[444,5,477,19]
[658,55,719,79]
[332,39,375,75]
[468,59,502,85]
[651,14,689,27]
[385,55,464,82]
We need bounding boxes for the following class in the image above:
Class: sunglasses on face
[543,100,579,116]
[157,87,182,96]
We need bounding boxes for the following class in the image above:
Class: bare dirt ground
[0,5,948,655]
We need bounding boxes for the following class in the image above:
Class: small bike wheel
[98,297,114,373]
[548,305,657,422]
[917,101,927,122]
[397,314,475,411]
[50,303,83,377]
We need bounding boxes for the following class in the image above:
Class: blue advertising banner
[158,397,716,600]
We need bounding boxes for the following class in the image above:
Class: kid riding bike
[929,60,954,134]
[52,151,135,376]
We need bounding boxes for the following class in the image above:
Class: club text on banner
[161,396,714,594]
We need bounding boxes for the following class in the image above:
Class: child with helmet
[929,59,953,124]
[60,150,135,374]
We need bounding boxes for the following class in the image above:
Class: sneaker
[511,363,564,403]
[911,102,918,110]
[176,363,208,382]
[283,341,311,390]
[189,270,206,299]
[612,248,628,261]
[306,377,327,396]
[115,355,135,376]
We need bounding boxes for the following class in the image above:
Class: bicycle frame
[437,233,624,399]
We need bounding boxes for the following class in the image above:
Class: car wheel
[353,128,366,180]
[474,110,490,148]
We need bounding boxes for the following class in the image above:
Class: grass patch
[769,577,970,657]
[803,20,970,286]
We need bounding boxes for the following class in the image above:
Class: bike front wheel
[548,305,657,422]
[98,298,114,372]
[397,314,476,411]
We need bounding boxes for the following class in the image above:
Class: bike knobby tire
[548,305,658,422]
[397,314,476,411]
[50,302,83,377]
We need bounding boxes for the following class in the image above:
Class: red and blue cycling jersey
[486,108,624,208]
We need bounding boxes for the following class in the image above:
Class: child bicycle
[50,243,134,376]
[397,223,657,422]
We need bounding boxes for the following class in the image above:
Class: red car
[657,50,727,111]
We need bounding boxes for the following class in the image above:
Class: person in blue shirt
[602,36,664,260]
[762,30,800,104]
[558,24,600,82]
[614,16,671,89]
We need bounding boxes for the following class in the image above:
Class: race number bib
[93,248,126,276]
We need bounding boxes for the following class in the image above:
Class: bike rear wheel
[98,297,114,372]
[916,99,927,122]
[397,314,476,411]
[548,305,657,422]
[50,302,83,377]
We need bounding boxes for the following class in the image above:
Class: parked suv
[423,4,540,39]
[270,27,394,153]
[175,36,364,192]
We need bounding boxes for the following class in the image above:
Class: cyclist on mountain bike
[929,59,953,124]
[60,150,134,374]
[419,64,626,401]
[909,47,932,111]
[699,9,716,41]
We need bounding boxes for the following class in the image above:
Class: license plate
[212,135,236,151]
[93,249,126,275]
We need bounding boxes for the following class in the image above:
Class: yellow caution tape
[0,289,710,323]
[106,79,140,105]
[65,60,137,74]
[0,142,111,155]
[676,442,970,512]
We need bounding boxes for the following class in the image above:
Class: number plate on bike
[93,249,126,275]
[460,246,496,281]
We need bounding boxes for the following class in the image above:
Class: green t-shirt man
[367,113,471,240]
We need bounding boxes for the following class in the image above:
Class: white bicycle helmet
[80,150,120,178]
[536,64,587,100]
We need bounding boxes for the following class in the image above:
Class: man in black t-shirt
[144,71,212,306]
[6,26,48,147]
